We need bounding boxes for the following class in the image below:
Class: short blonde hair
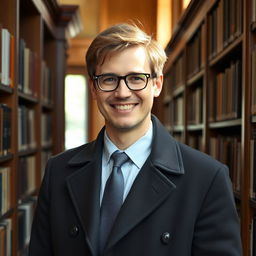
[85,23,167,79]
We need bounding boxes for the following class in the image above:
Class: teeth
[115,104,134,110]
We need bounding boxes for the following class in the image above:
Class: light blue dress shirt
[100,122,153,204]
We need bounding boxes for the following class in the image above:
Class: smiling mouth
[111,104,137,110]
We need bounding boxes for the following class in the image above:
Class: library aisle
[156,0,256,255]
[0,0,80,255]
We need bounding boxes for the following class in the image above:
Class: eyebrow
[96,72,148,76]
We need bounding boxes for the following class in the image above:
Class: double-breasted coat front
[28,116,242,256]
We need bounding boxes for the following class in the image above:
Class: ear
[153,75,163,97]
[89,79,97,100]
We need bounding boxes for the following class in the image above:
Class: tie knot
[112,151,129,168]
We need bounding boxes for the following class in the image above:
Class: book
[253,0,256,23]
[209,0,243,57]
[18,200,36,250]
[0,225,6,256]
[18,156,36,198]
[1,28,10,86]
[0,167,11,215]
[209,135,241,191]
[252,47,256,115]
[18,105,36,151]
[18,39,26,91]
[0,218,12,256]
[0,24,2,83]
[41,113,52,148]
[210,59,242,122]
[9,34,15,88]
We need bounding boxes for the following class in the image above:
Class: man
[29,23,242,255]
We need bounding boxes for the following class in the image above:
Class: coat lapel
[66,129,105,256]
[106,159,176,251]
[105,115,185,252]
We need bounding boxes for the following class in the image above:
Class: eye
[127,74,146,83]
[100,75,117,84]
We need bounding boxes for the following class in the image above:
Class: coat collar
[68,115,184,175]
[66,115,184,256]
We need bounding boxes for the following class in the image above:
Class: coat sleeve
[28,159,53,256]
[192,165,243,256]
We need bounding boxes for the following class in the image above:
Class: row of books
[171,53,185,90]
[41,113,52,148]
[18,105,36,151]
[250,130,256,199]
[251,47,256,115]
[209,135,241,192]
[0,104,11,157]
[187,86,203,125]
[18,39,39,97]
[163,54,185,101]
[209,59,242,122]
[173,96,184,126]
[0,26,14,87]
[209,0,242,58]
[18,156,36,199]
[0,218,12,256]
[2,37,53,104]
[18,199,36,253]
[187,133,203,152]
[0,167,11,216]
[187,22,206,77]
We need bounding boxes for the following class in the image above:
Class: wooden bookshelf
[157,0,256,255]
[0,0,81,255]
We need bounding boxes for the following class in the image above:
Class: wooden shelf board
[18,189,39,205]
[172,85,185,98]
[209,35,243,67]
[187,124,204,131]
[42,143,53,151]
[18,91,39,104]
[0,208,14,221]
[0,84,13,94]
[187,69,204,86]
[0,153,13,163]
[18,147,38,157]
[209,119,242,129]
[173,125,184,132]
[42,101,54,110]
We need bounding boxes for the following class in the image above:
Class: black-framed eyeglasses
[93,73,155,92]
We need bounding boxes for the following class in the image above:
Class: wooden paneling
[99,0,157,36]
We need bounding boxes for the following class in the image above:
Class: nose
[114,78,132,97]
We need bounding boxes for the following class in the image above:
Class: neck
[106,121,151,150]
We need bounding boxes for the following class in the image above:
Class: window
[183,0,191,10]
[65,74,88,149]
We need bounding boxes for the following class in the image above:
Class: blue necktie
[99,151,129,254]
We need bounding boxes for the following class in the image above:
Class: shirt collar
[103,122,153,168]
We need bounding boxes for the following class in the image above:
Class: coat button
[69,225,79,237]
[161,232,170,244]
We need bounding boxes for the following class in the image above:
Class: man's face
[90,46,163,135]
